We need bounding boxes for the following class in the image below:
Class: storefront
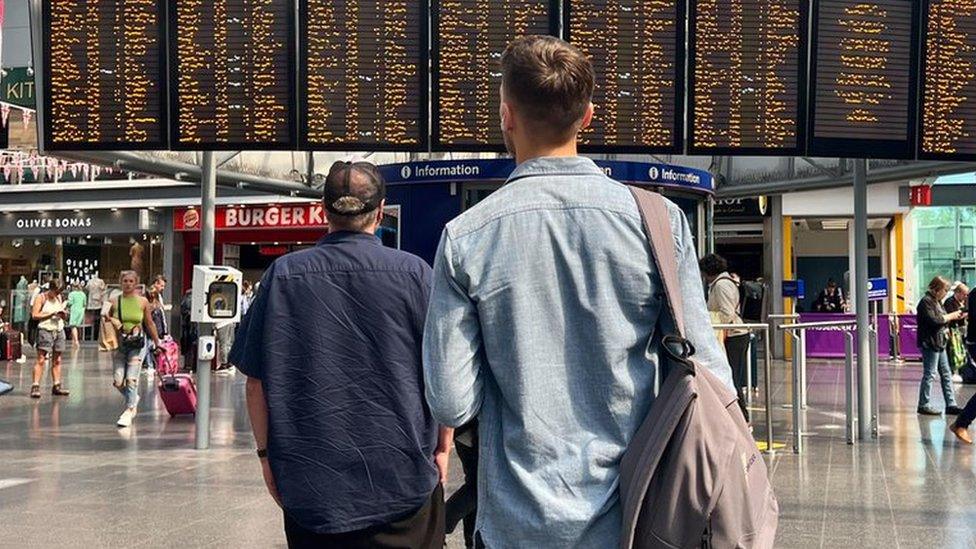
[174,202,400,286]
[378,158,714,265]
[0,208,165,292]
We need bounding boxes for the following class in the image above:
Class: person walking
[67,283,87,349]
[423,36,733,548]
[917,276,965,416]
[700,253,751,422]
[104,271,162,428]
[233,161,452,549]
[29,280,70,399]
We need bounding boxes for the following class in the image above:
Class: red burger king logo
[183,209,200,230]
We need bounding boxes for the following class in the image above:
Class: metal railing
[713,323,774,454]
[779,320,858,452]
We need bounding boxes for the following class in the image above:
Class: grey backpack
[619,188,779,549]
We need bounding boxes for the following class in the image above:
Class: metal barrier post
[799,329,808,409]
[763,325,774,454]
[790,332,803,454]
[844,330,856,445]
[745,335,754,408]
[870,325,880,439]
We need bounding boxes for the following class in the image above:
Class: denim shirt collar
[506,156,606,184]
[317,230,380,246]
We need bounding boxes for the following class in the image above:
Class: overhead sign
[808,0,920,159]
[301,0,428,151]
[867,277,889,300]
[170,0,296,149]
[908,185,933,206]
[918,0,976,160]
[783,279,806,299]
[42,0,167,150]
[2,68,36,110]
[174,204,328,232]
[379,159,714,193]
[714,197,770,220]
[689,0,808,155]
[565,0,684,153]
[431,0,558,151]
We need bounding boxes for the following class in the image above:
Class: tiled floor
[2,347,976,548]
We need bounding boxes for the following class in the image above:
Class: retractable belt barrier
[712,323,775,455]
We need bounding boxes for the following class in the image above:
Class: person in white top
[30,280,70,399]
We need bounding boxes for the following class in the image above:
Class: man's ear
[500,101,515,133]
[580,102,594,131]
[376,200,386,224]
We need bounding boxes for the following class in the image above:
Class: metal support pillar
[799,330,808,409]
[870,302,880,439]
[195,151,217,451]
[790,332,803,454]
[771,196,785,358]
[854,159,872,441]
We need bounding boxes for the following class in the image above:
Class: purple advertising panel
[799,313,892,359]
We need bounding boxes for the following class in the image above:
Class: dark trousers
[957,394,976,429]
[284,484,445,549]
[446,439,478,548]
[725,333,751,422]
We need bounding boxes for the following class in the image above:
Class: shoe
[116,408,135,428]
[16,355,26,364]
[29,385,40,399]
[947,406,965,416]
[918,407,942,416]
[51,384,70,396]
[951,422,973,444]
[953,374,964,383]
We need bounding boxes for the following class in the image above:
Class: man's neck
[515,140,579,165]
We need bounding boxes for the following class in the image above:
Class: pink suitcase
[158,374,197,417]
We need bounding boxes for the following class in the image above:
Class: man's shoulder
[272,240,430,276]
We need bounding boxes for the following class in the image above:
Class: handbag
[0,378,12,396]
[117,297,145,352]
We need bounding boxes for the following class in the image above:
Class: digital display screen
[170,0,296,150]
[689,0,807,154]
[432,0,558,151]
[808,0,919,158]
[566,0,685,153]
[42,0,167,150]
[919,0,976,160]
[301,0,428,151]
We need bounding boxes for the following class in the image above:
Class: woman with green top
[67,283,87,349]
[104,271,162,428]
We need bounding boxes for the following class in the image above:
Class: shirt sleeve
[231,268,272,380]
[671,209,735,391]
[422,230,485,428]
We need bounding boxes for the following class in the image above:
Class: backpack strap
[629,187,685,337]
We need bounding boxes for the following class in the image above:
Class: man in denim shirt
[423,36,734,548]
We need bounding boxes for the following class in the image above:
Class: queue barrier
[712,323,775,455]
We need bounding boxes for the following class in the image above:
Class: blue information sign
[783,279,805,300]
[867,278,889,301]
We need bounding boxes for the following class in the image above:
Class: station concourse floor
[2,347,976,548]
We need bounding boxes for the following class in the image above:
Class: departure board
[565,1,684,153]
[42,0,167,150]
[808,0,919,158]
[688,0,808,155]
[432,0,558,151]
[919,0,976,160]
[170,0,296,150]
[301,1,428,151]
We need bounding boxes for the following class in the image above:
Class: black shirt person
[232,161,453,548]
[813,279,845,313]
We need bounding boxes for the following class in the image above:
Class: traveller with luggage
[103,271,162,428]
[29,279,70,399]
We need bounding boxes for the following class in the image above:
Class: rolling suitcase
[158,374,197,417]
[0,330,22,361]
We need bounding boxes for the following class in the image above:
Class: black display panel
[688,0,808,155]
[565,0,684,154]
[918,0,976,160]
[432,0,559,152]
[301,0,428,151]
[170,0,296,150]
[808,0,920,158]
[42,0,168,150]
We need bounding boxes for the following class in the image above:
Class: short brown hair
[501,35,595,141]
[929,276,951,293]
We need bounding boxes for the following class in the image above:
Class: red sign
[259,245,289,256]
[909,186,933,207]
[174,203,328,231]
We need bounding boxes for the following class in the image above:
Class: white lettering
[226,209,238,228]
[414,164,480,178]
[294,207,306,225]
[280,208,292,226]
[253,209,265,227]
[266,208,280,226]
[310,204,324,225]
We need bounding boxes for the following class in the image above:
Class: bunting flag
[1,104,9,128]
[21,109,31,130]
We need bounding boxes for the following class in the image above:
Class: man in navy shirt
[233,161,452,548]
